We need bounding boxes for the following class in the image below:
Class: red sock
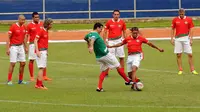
[179,67,183,71]
[43,68,46,77]
[98,71,107,89]
[29,61,34,77]
[8,73,12,81]
[19,73,23,81]
[36,79,43,86]
[117,68,129,82]
[190,66,194,72]
[121,67,125,72]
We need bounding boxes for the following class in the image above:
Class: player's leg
[116,45,125,70]
[35,51,48,90]
[174,40,183,75]
[7,46,17,85]
[106,40,116,76]
[96,60,108,92]
[28,44,36,81]
[17,45,28,84]
[43,67,52,81]
[183,41,198,74]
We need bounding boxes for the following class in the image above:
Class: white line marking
[0,99,200,109]
[0,57,177,74]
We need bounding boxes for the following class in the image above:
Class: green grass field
[0,20,200,32]
[0,40,200,112]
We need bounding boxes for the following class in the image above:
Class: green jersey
[84,31,109,58]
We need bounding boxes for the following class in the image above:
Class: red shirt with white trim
[171,16,194,38]
[105,19,126,38]
[122,35,148,54]
[8,23,26,45]
[36,27,48,49]
[27,21,43,43]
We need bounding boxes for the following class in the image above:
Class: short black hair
[130,27,139,31]
[113,9,120,14]
[93,22,103,30]
[32,12,39,17]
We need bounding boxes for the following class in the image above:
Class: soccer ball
[133,82,144,91]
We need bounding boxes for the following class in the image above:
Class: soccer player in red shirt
[103,9,127,76]
[108,27,164,90]
[34,18,53,90]
[27,12,52,81]
[170,8,198,75]
[6,15,28,85]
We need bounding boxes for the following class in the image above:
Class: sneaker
[35,85,48,90]
[43,76,52,81]
[7,81,13,85]
[30,77,35,82]
[192,70,198,75]
[178,71,183,75]
[96,88,104,92]
[18,80,29,84]
[125,81,134,85]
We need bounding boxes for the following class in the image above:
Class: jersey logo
[118,25,122,27]
[16,30,20,32]
[31,28,36,30]
[23,30,26,32]
[176,21,180,24]
[185,21,188,24]
[136,40,140,42]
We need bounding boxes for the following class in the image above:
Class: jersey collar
[16,22,23,27]
[43,27,47,31]
[178,16,186,19]
[32,21,40,24]
[112,18,120,22]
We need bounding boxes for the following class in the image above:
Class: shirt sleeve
[142,37,148,43]
[189,18,194,29]
[8,25,14,34]
[171,18,176,29]
[122,21,127,31]
[104,21,110,30]
[89,35,98,41]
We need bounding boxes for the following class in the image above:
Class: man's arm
[170,28,175,46]
[23,34,28,54]
[6,34,11,55]
[189,27,194,46]
[122,30,126,39]
[146,42,164,52]
[103,29,108,44]
[34,36,40,57]
[108,42,124,48]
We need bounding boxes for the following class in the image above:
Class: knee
[10,63,16,67]
[176,54,182,58]
[132,67,137,72]
[188,54,193,58]
[20,62,26,67]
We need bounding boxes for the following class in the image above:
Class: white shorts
[97,53,120,72]
[9,45,26,63]
[36,50,47,68]
[108,38,125,58]
[127,53,142,73]
[174,40,192,54]
[28,44,36,60]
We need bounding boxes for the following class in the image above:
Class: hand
[88,47,93,54]
[36,51,41,58]
[158,48,164,52]
[170,39,174,46]
[6,49,10,56]
[190,39,193,46]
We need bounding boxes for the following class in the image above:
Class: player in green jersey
[84,23,133,92]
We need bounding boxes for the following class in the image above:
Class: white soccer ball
[133,82,144,91]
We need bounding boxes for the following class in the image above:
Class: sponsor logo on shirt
[185,21,188,24]
[136,40,140,42]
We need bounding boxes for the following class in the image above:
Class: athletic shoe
[30,77,35,82]
[35,85,48,90]
[7,81,13,85]
[96,88,104,92]
[18,80,29,84]
[192,70,198,75]
[125,81,134,85]
[43,76,52,81]
[178,71,183,75]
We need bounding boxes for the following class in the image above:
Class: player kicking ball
[108,27,164,90]
[84,23,133,92]
[34,18,53,90]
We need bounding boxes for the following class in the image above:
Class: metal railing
[0,0,199,20]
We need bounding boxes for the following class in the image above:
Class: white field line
[0,99,200,109]
[0,57,176,74]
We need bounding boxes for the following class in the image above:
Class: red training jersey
[36,27,49,49]
[105,19,126,38]
[171,16,194,38]
[122,35,148,54]
[27,21,43,43]
[8,23,26,45]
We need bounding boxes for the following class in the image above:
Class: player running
[6,15,28,85]
[84,23,133,92]
[27,12,52,81]
[108,27,164,90]
[34,18,53,90]
[170,8,198,75]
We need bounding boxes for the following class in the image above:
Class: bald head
[18,14,26,26]
[178,8,185,19]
